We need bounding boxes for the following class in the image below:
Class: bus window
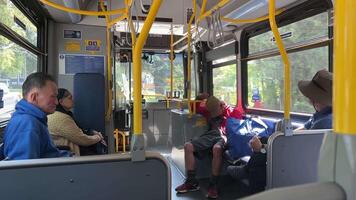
[115,62,130,109]
[249,12,328,55]
[246,11,330,114]
[213,63,237,105]
[0,0,38,46]
[190,58,197,99]
[0,35,37,121]
[247,46,328,113]
[174,54,184,99]
[142,53,184,101]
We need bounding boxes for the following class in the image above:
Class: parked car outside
[0,83,21,121]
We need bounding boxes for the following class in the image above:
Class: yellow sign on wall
[85,40,101,52]
[64,41,81,52]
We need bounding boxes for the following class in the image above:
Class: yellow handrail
[39,0,125,16]
[133,0,162,135]
[268,0,291,120]
[221,8,285,24]
[107,14,128,28]
[187,0,197,110]
[200,0,207,17]
[334,0,356,134]
[196,0,230,23]
[142,94,170,108]
[99,0,113,121]
[170,23,174,99]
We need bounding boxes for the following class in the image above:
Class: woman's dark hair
[57,88,71,101]
[56,88,73,117]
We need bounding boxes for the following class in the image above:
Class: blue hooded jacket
[2,99,72,160]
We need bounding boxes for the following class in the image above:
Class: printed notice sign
[59,54,104,75]
[85,40,101,52]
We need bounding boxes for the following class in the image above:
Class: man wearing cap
[227,69,333,193]
[175,95,243,199]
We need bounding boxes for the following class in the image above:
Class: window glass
[247,46,328,113]
[213,64,237,105]
[115,54,184,104]
[249,12,328,54]
[0,35,37,121]
[190,58,197,99]
[173,54,184,99]
[0,0,38,46]
[115,62,130,109]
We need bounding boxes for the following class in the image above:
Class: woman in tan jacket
[48,88,103,156]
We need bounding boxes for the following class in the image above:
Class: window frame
[240,0,333,121]
[0,0,48,124]
[0,0,48,72]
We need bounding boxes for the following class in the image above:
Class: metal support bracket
[130,134,146,162]
[282,118,293,136]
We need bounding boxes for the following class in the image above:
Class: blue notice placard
[65,55,104,75]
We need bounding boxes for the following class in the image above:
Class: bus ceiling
[41,0,90,23]
[41,0,310,49]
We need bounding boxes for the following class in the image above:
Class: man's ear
[26,89,38,104]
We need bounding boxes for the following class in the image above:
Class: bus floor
[169,157,251,199]
[147,146,252,199]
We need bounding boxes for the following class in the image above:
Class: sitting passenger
[227,69,333,193]
[47,88,103,156]
[175,95,243,199]
[2,72,72,160]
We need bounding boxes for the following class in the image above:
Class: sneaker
[227,165,248,180]
[175,181,200,193]
[206,185,218,199]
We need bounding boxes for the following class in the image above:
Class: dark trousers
[246,137,268,193]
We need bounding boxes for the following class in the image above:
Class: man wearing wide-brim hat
[298,69,333,129]
[227,69,333,193]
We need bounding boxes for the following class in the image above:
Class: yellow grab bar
[334,0,356,134]
[268,0,291,120]
[197,0,230,23]
[133,0,162,135]
[39,0,125,16]
[187,0,197,110]
[170,23,174,99]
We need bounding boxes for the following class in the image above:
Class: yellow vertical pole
[268,0,291,120]
[187,0,196,104]
[100,0,113,120]
[334,0,356,134]
[200,0,207,16]
[133,0,162,135]
[170,23,174,98]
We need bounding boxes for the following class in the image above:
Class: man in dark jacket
[227,69,333,193]
[2,72,71,160]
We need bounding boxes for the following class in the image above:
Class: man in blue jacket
[2,72,72,160]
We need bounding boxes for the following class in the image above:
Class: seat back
[73,73,105,135]
[267,130,329,189]
[0,152,171,200]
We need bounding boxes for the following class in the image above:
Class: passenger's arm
[6,127,41,160]
[58,116,101,146]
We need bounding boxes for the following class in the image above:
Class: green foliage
[247,12,329,113]
[213,64,237,105]
[0,0,38,85]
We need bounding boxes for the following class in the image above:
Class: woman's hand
[92,130,104,140]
